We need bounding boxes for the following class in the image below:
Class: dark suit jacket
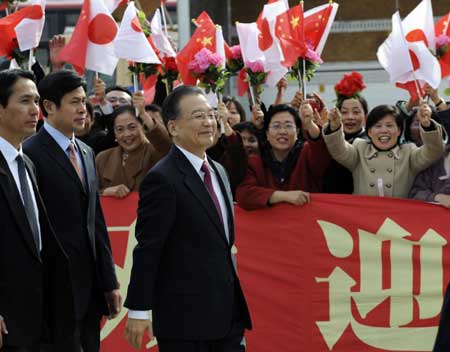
[125,146,252,340]
[0,151,74,347]
[23,127,118,319]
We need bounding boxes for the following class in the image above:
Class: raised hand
[251,104,264,130]
[217,102,233,136]
[290,91,304,109]
[328,107,342,131]
[49,35,66,71]
[417,100,432,128]
[93,78,106,105]
[300,102,320,139]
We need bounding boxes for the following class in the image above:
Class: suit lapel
[39,128,86,193]
[0,153,41,261]
[76,139,92,193]
[172,147,229,246]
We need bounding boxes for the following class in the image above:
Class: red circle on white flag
[131,16,143,33]
[88,14,118,45]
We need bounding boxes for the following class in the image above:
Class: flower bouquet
[436,34,450,59]
[289,45,323,83]
[244,60,268,96]
[161,56,179,90]
[188,47,230,96]
[226,45,244,76]
[334,71,366,102]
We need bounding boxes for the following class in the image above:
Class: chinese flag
[275,4,307,68]
[304,2,338,55]
[0,3,43,57]
[435,13,450,78]
[176,11,216,85]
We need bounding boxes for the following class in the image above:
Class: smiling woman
[323,103,446,198]
[236,104,332,210]
[95,105,171,198]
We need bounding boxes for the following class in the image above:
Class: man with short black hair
[0,69,74,351]
[23,69,121,352]
[124,85,252,352]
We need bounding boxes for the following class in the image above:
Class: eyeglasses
[269,123,296,132]
[188,110,217,121]
[114,123,139,134]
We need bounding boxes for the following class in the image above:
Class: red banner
[100,193,450,351]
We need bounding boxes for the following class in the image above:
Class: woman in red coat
[236,103,331,210]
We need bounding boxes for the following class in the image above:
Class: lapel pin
[83,149,87,154]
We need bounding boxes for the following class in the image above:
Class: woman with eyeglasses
[323,102,445,198]
[95,104,171,198]
[236,103,331,210]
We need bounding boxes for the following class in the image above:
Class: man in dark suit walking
[0,69,74,351]
[124,86,252,352]
[23,70,121,352]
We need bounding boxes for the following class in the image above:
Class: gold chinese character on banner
[315,218,446,350]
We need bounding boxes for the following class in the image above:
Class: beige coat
[96,121,171,192]
[323,123,445,198]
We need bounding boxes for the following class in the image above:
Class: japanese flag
[103,0,128,13]
[114,1,160,63]
[15,0,45,51]
[402,0,435,52]
[150,8,176,58]
[59,0,119,75]
[259,0,288,86]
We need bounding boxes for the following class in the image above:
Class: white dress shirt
[0,136,41,251]
[128,144,230,320]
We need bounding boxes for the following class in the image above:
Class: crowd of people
[1,44,450,352]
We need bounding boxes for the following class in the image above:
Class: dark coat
[125,146,252,340]
[0,152,74,347]
[23,128,118,319]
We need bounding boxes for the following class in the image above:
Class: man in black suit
[23,70,121,352]
[0,69,74,351]
[124,86,252,352]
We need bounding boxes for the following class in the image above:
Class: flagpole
[248,83,256,106]
[133,62,140,116]
[300,0,306,98]
[28,49,33,71]
[160,0,169,38]
[411,71,423,100]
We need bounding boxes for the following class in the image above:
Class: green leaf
[444,87,450,96]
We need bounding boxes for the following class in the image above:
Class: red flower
[334,71,366,98]
[163,57,178,72]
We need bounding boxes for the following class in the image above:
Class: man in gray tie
[0,69,74,351]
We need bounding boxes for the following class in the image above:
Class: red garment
[236,137,331,210]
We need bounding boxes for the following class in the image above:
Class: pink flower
[436,34,450,47]
[305,48,323,64]
[188,48,224,73]
[230,45,242,60]
[247,60,264,73]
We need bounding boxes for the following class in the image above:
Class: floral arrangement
[161,56,179,87]
[436,34,450,59]
[334,71,366,100]
[188,47,230,95]
[244,60,268,95]
[226,45,244,75]
[289,45,323,83]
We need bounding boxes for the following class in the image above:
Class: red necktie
[68,142,85,186]
[201,161,223,225]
